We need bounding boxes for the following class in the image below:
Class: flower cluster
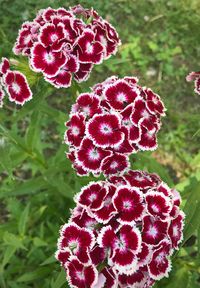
[65,76,166,177]
[0,58,32,106]
[56,170,185,288]
[13,5,121,89]
[186,71,200,95]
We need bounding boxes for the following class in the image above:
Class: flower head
[186,71,200,95]
[56,170,184,288]
[13,5,121,88]
[65,76,166,176]
[0,57,32,107]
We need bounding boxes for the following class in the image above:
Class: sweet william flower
[65,76,166,176]
[0,57,32,106]
[186,71,200,95]
[56,170,185,288]
[13,5,121,88]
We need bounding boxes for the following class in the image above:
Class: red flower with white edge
[124,170,160,189]
[157,182,172,197]
[143,88,166,116]
[195,77,200,95]
[72,93,102,117]
[94,24,119,59]
[43,7,73,22]
[13,6,120,88]
[145,191,172,219]
[58,223,95,264]
[45,69,72,88]
[66,256,98,288]
[71,208,99,231]
[4,71,32,105]
[13,22,39,56]
[65,114,85,147]
[104,21,120,44]
[168,212,185,249]
[104,79,139,110]
[92,185,117,224]
[95,267,118,288]
[90,246,106,266]
[39,23,66,48]
[131,97,158,131]
[148,240,172,280]
[98,225,141,274]
[118,270,146,287]
[124,76,139,86]
[137,243,152,267]
[186,71,200,82]
[45,54,79,88]
[74,62,93,83]
[142,215,169,245]
[55,247,71,266]
[56,171,184,288]
[86,114,124,148]
[66,76,165,176]
[76,138,111,172]
[67,152,89,176]
[101,153,129,176]
[113,186,144,223]
[76,29,104,64]
[112,129,137,154]
[121,105,141,143]
[171,188,181,206]
[186,71,200,95]
[0,57,10,75]
[75,182,108,211]
[137,125,158,151]
[31,43,67,77]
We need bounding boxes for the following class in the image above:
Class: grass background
[0,0,200,287]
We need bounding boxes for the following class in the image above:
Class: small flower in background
[0,57,32,106]
[56,170,185,288]
[186,71,200,95]
[65,76,166,177]
[13,5,121,89]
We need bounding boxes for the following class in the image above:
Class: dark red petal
[113,186,144,223]
[86,114,124,148]
[76,181,108,210]
[4,71,32,105]
[101,153,129,176]
[104,80,138,110]
[142,215,169,245]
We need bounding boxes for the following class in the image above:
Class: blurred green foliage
[0,0,200,287]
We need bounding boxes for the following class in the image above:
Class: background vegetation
[0,0,200,287]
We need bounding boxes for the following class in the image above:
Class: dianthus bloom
[13,5,121,88]
[65,76,166,176]
[56,170,184,288]
[0,57,32,106]
[186,71,200,95]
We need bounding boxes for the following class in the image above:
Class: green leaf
[3,232,26,250]
[18,203,30,236]
[51,270,66,288]
[33,237,47,247]
[1,246,17,271]
[26,110,42,151]
[0,176,47,199]
[0,140,13,177]
[198,226,200,257]
[40,255,56,266]
[183,178,200,243]
[166,266,191,288]
[17,267,50,282]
